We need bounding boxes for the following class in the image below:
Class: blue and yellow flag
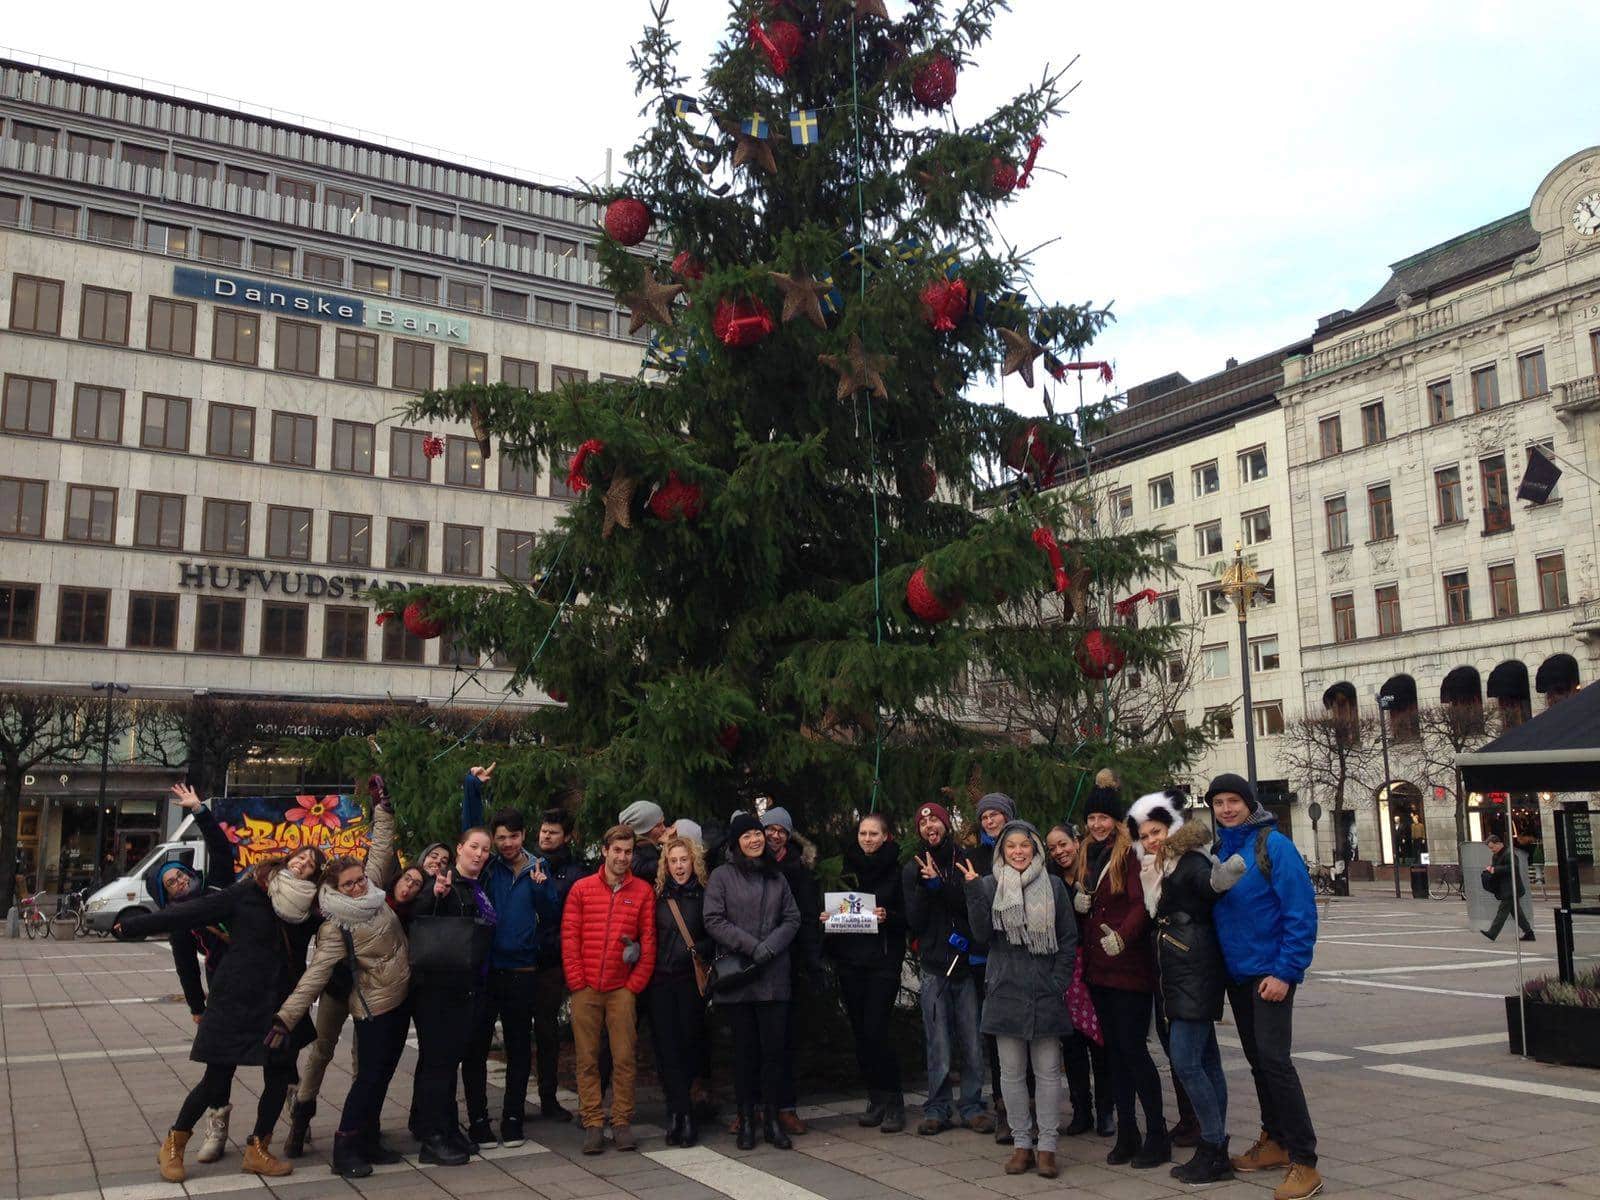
[891,235,924,263]
[819,273,844,318]
[788,109,820,146]
[668,94,701,122]
[740,113,769,139]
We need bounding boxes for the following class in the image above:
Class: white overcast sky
[7,1,1599,416]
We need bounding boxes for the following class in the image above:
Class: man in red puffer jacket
[561,824,657,1155]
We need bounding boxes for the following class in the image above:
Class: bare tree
[0,691,126,901]
[1414,703,1499,855]
[1281,711,1384,863]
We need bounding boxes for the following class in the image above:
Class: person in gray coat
[961,819,1077,1180]
[703,812,802,1152]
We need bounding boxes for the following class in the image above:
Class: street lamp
[1221,540,1265,790]
[1376,691,1400,899]
[90,682,128,885]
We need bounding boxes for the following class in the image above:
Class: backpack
[1253,828,1274,883]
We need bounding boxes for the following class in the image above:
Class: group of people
[123,765,1324,1200]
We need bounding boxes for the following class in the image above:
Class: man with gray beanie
[620,801,669,883]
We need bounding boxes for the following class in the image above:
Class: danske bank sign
[172,268,472,342]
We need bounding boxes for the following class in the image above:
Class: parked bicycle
[18,892,51,940]
[52,888,89,938]
[1429,863,1465,900]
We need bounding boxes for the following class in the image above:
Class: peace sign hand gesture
[433,869,454,897]
[955,857,981,884]
[917,852,940,881]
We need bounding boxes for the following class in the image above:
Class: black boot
[331,1132,372,1179]
[858,1092,888,1128]
[681,1112,700,1148]
[1171,1138,1234,1184]
[362,1125,403,1165]
[419,1134,469,1167]
[666,1113,683,1147]
[283,1098,315,1159]
[1106,1123,1141,1165]
[1064,1107,1094,1136]
[880,1097,906,1135]
[1096,1108,1117,1137]
[736,1108,757,1151]
[764,1114,793,1150]
[1132,1121,1171,1169]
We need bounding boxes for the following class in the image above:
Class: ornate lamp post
[1220,541,1266,791]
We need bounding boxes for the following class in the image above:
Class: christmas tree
[379,0,1197,840]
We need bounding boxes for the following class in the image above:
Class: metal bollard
[7,906,18,938]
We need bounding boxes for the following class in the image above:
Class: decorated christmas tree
[379,0,1198,840]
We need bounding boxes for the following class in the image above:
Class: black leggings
[175,1061,298,1141]
[1062,1030,1109,1115]
[1090,985,1164,1133]
[647,975,707,1117]
[728,1001,790,1116]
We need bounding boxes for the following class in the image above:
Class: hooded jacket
[1213,808,1317,984]
[1147,819,1231,1021]
[144,802,236,1016]
[825,839,907,974]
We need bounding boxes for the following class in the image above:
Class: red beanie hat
[915,801,953,834]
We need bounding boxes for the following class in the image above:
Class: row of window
[1327,553,1569,644]
[1197,700,1286,742]
[0,582,500,666]
[1117,445,1270,517]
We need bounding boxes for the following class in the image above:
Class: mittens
[1073,890,1092,915]
[1098,923,1124,957]
[1211,853,1248,892]
[621,935,641,966]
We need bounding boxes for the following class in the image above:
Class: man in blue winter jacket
[461,764,557,1149]
[1206,773,1321,1200]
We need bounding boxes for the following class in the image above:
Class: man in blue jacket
[1206,774,1321,1200]
[461,765,557,1149]
[532,806,585,1121]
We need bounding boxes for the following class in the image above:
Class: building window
[79,286,131,345]
[545,235,579,262]
[445,437,484,488]
[1444,571,1471,625]
[201,499,250,555]
[273,319,320,375]
[387,519,428,571]
[1427,378,1454,424]
[449,280,484,311]
[448,349,488,386]
[141,394,190,451]
[503,227,538,256]
[65,485,116,543]
[1360,400,1386,445]
[211,309,259,365]
[1435,465,1463,524]
[1592,329,1600,374]
[1195,521,1223,557]
[551,365,587,387]
[195,230,240,262]
[393,340,434,392]
[1148,474,1174,509]
[1201,586,1229,617]
[502,358,539,391]
[1367,483,1394,540]
[207,403,255,460]
[1109,487,1133,521]
[1318,414,1342,457]
[1530,440,1561,502]
[127,592,178,650]
[496,530,536,581]
[323,607,369,661]
[56,588,110,646]
[1238,446,1268,483]
[417,208,452,238]
[1155,592,1181,623]
[443,525,482,576]
[1480,454,1511,534]
[353,262,391,294]
[398,271,438,302]
[1324,494,1349,550]
[1375,584,1401,636]
[13,122,60,149]
[460,216,495,244]
[0,477,46,538]
[147,297,196,355]
[536,297,570,327]
[1489,562,1518,618]
[2,375,53,436]
[87,210,134,244]
[270,412,316,468]
[576,305,610,334]
[0,585,39,642]
[0,193,18,225]
[134,492,184,550]
[1242,507,1271,545]
[328,513,372,566]
[144,222,189,255]
[253,242,293,274]
[332,420,375,475]
[260,602,308,657]
[1253,702,1286,737]
[499,455,538,495]
[225,165,267,192]
[1250,635,1280,672]
[1201,644,1230,680]
[11,274,63,334]
[303,252,344,284]
[370,197,409,225]
[322,187,361,215]
[333,330,378,384]
[1192,460,1219,498]
[195,596,244,654]
[1471,364,1500,412]
[1517,348,1548,399]
[1537,553,1568,610]
[390,429,431,482]
[276,176,315,205]
[382,618,426,664]
[1205,707,1235,740]
[266,506,312,561]
[1332,593,1356,643]
[1156,533,1178,564]
[71,385,123,443]
[492,288,529,321]
[31,201,79,235]
[68,132,113,160]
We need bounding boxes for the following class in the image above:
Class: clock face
[1573,192,1600,237]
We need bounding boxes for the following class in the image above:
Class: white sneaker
[195,1104,231,1163]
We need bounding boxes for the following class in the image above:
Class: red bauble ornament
[546,686,567,704]
[717,724,741,753]
[712,295,775,348]
[1003,424,1051,476]
[648,472,705,522]
[567,438,605,494]
[421,434,445,460]
[991,158,1019,194]
[766,19,804,64]
[670,250,706,282]
[906,566,962,623]
[603,198,651,246]
[912,54,958,109]
[402,602,445,640]
[919,277,970,332]
[1075,630,1126,680]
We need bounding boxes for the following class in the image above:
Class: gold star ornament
[602,472,637,538]
[619,268,684,335]
[819,333,893,400]
[999,326,1044,388]
[770,270,831,330]
[732,132,778,175]
[467,399,492,461]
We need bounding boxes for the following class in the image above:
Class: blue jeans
[919,970,986,1121]
[1168,1018,1227,1145]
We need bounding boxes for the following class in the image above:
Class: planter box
[1505,996,1600,1068]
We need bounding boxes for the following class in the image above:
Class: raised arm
[121,882,239,939]
[364,797,397,885]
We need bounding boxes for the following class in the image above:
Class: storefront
[1376,781,1428,866]
[1468,791,1548,869]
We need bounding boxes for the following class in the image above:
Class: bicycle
[18,892,51,940]
[1429,863,1465,901]
[51,888,89,938]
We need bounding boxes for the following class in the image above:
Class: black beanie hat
[1083,786,1124,823]
[728,812,764,841]
[1204,772,1259,810]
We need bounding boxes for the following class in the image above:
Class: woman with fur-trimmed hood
[1127,792,1246,1186]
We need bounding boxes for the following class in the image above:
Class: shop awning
[1458,679,1600,793]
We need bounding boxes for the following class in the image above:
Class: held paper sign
[824,891,877,934]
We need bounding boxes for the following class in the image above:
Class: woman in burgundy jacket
[1074,777,1168,1170]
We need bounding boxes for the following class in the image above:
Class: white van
[83,815,216,935]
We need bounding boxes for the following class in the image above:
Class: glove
[621,935,641,966]
[1098,924,1124,958]
[368,774,392,811]
[1211,853,1248,892]
[1073,890,1091,915]
[264,1017,290,1049]
[753,942,776,965]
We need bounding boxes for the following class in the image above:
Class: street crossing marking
[0,1042,190,1065]
[1323,978,1504,1000]
[1317,958,1547,977]
[1368,1064,1600,1105]
[648,1145,830,1200]
[1357,1033,1510,1055]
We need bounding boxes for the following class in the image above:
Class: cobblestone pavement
[3,888,1600,1200]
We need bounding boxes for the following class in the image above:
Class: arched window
[1535,653,1580,707]
[1379,673,1419,741]
[1440,665,1486,734]
[1487,660,1532,726]
[1322,681,1361,747]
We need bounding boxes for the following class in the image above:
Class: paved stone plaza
[3,889,1599,1200]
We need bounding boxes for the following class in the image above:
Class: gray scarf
[266,870,318,924]
[991,820,1057,954]
[317,880,388,929]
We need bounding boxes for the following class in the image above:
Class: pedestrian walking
[1045,823,1111,1137]
[762,806,823,1138]
[960,820,1076,1180]
[1482,832,1535,941]
[650,835,713,1147]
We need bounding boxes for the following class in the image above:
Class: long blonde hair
[654,835,707,894]
[1074,816,1135,896]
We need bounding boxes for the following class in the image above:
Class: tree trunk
[1332,780,1348,863]
[2,763,23,907]
[1453,766,1469,855]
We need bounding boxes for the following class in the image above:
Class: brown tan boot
[1274,1163,1324,1200]
[1232,1128,1290,1173]
[1004,1148,1035,1175]
[158,1129,190,1183]
[1036,1151,1058,1179]
[242,1135,293,1177]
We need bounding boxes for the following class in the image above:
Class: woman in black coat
[825,813,908,1134]
[119,848,325,1182]
[650,836,714,1148]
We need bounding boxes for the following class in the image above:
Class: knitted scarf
[318,881,388,929]
[266,870,317,924]
[990,822,1057,954]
